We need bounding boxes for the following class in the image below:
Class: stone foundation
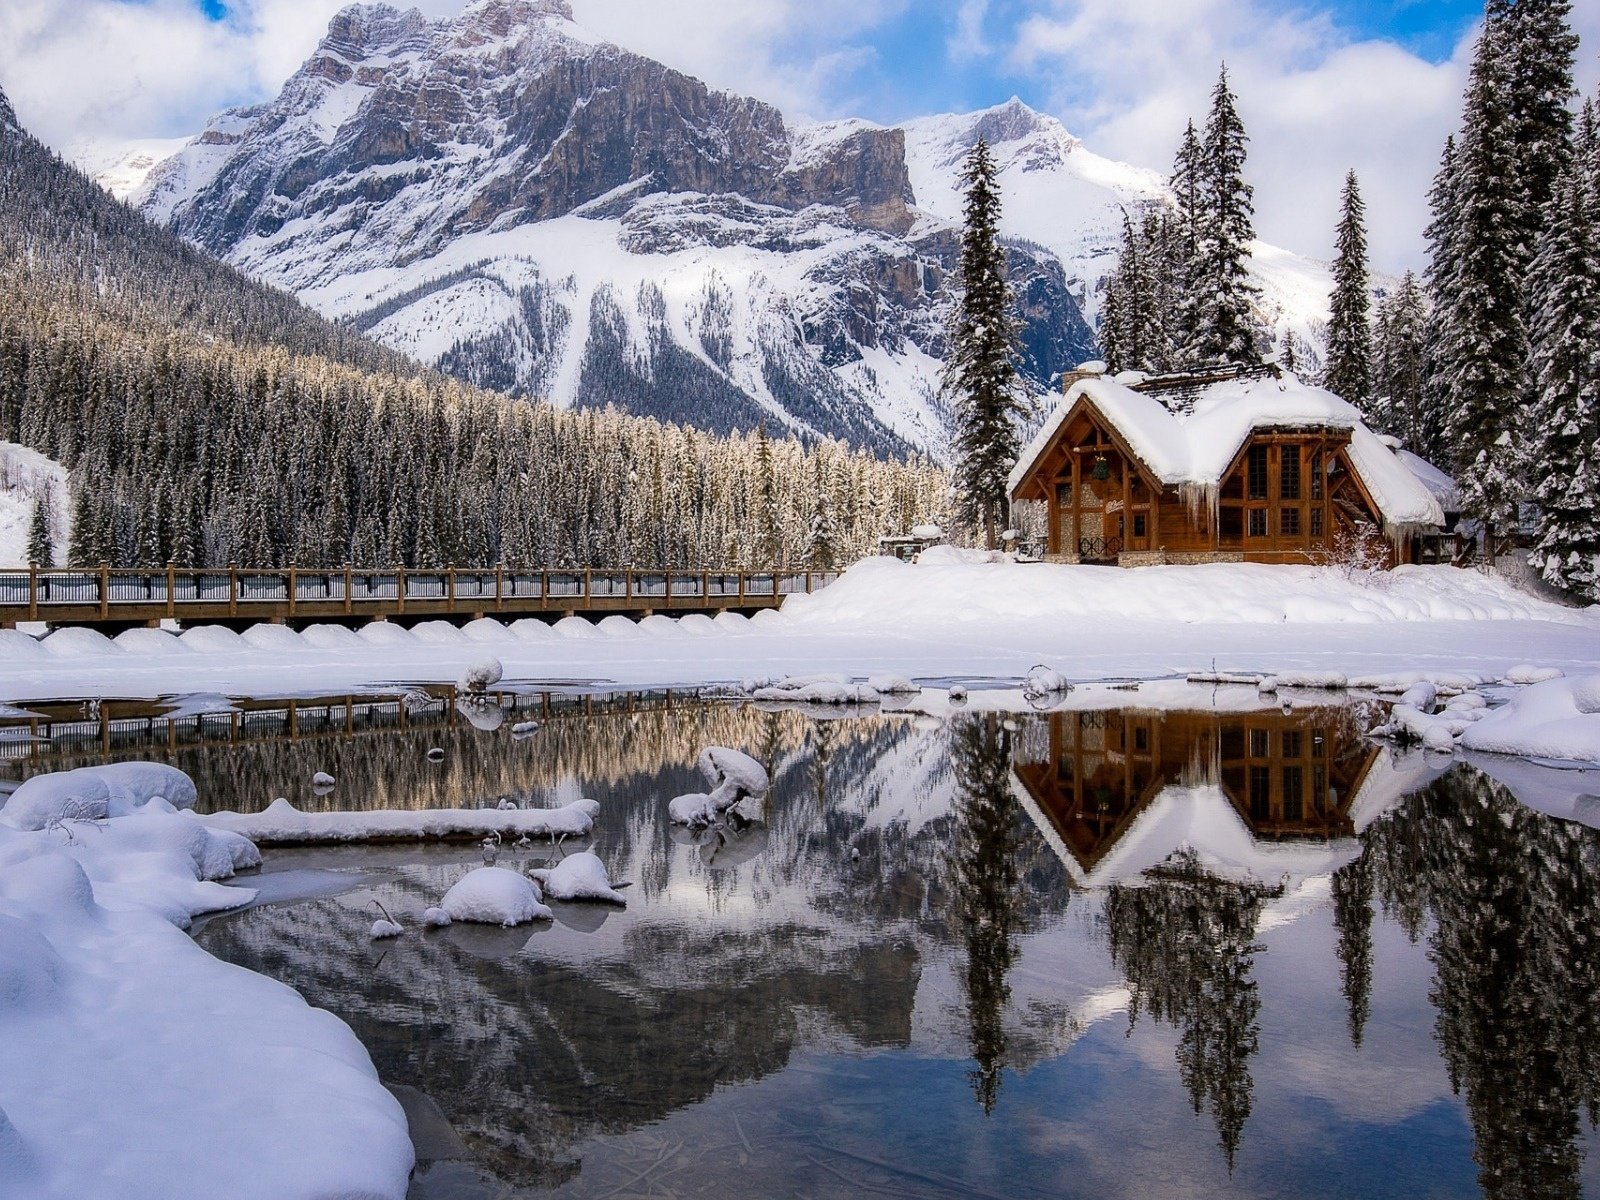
[1117,551,1247,567]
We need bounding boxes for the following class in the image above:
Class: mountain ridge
[122,0,1336,454]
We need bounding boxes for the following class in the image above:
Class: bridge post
[99,562,109,620]
[397,566,406,616]
[166,561,176,620]
[28,561,37,623]
[584,568,592,603]
[447,565,456,609]
[625,570,633,604]
[738,570,746,605]
[664,570,671,612]
[702,570,709,605]
[344,564,353,616]
[288,564,298,619]
[495,567,503,611]
[541,570,549,613]
[228,564,238,618]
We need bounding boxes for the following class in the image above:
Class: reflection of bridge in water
[0,565,838,630]
[0,689,712,780]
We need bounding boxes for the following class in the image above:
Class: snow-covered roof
[1010,774,1361,891]
[1010,373,1445,531]
[1396,449,1461,515]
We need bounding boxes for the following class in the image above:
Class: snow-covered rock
[1023,665,1072,700]
[422,906,452,928]
[458,657,504,694]
[751,674,882,705]
[530,852,627,904]
[371,918,404,939]
[311,770,336,790]
[439,867,551,926]
[670,745,770,827]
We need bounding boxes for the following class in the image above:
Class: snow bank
[439,866,551,926]
[113,628,190,656]
[198,796,601,846]
[752,673,883,705]
[0,804,412,1199]
[462,618,517,644]
[1461,675,1600,763]
[782,557,1595,630]
[1,763,198,830]
[529,852,627,904]
[299,624,366,650]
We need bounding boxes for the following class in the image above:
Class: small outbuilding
[1008,364,1445,567]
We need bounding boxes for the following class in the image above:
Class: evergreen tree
[1422,138,1461,464]
[1527,160,1600,598]
[26,480,54,567]
[1323,171,1372,405]
[948,714,1023,1114]
[1371,273,1431,454]
[1441,21,1530,539]
[944,138,1028,548]
[1503,0,1580,223]
[1332,849,1375,1049]
[806,456,840,571]
[1169,121,1207,361]
[1192,67,1263,366]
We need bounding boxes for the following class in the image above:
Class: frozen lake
[7,687,1599,1198]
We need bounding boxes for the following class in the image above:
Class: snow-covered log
[439,867,551,926]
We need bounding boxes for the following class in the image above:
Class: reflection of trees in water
[1331,846,1374,1049]
[1364,769,1600,1200]
[948,715,1025,1114]
[1103,858,1265,1170]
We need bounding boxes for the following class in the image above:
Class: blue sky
[1,0,1594,269]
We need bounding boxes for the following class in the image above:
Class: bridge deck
[0,566,838,628]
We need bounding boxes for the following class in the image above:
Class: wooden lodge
[1008,364,1445,567]
[1011,704,1383,888]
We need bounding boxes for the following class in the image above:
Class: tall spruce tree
[1527,158,1600,598]
[1440,20,1530,539]
[1323,170,1372,404]
[1169,120,1207,362]
[1504,0,1580,223]
[1372,273,1432,454]
[944,137,1027,548]
[26,481,54,568]
[1192,67,1263,366]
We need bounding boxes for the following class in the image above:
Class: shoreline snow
[196,797,601,847]
[0,560,1595,704]
[0,796,413,1200]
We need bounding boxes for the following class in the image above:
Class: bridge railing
[0,564,841,619]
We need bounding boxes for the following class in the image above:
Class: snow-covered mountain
[123,0,1336,454]
[65,137,191,201]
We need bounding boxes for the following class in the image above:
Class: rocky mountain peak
[460,0,577,29]
[0,84,18,136]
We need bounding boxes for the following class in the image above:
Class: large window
[1310,451,1324,500]
[1248,445,1269,500]
[1311,508,1324,537]
[1280,508,1301,537]
[1250,765,1271,821]
[1282,766,1304,821]
[1247,509,1268,538]
[1280,447,1301,499]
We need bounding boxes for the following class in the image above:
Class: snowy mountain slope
[64,137,191,201]
[126,0,1339,455]
[0,443,69,567]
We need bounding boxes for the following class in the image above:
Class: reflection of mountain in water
[190,693,1600,1194]
[196,708,1072,1192]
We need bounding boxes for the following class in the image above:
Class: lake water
[5,688,1599,1199]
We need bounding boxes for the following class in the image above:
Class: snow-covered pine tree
[1440,21,1530,542]
[1421,138,1461,464]
[1192,67,1263,367]
[1322,171,1372,405]
[1527,160,1600,598]
[1169,121,1206,363]
[1372,273,1432,453]
[805,454,839,570]
[26,481,54,568]
[1100,214,1138,373]
[1503,0,1579,227]
[943,137,1028,549]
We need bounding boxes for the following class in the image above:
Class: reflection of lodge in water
[1013,706,1382,885]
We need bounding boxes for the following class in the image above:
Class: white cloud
[1006,0,1485,273]
[0,0,460,146]
[947,0,992,63]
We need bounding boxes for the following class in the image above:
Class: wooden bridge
[0,565,840,630]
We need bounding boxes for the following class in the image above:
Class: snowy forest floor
[0,560,1595,703]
